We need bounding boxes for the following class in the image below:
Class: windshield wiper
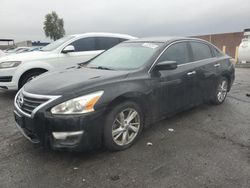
[89,66,113,70]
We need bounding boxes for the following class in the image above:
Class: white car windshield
[41,36,75,51]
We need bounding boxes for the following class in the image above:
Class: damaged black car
[14,37,235,151]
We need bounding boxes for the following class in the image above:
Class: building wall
[0,45,15,50]
[0,40,15,50]
[16,40,32,47]
[193,32,244,59]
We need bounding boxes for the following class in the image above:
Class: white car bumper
[0,81,17,90]
[0,68,18,90]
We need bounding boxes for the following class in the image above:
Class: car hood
[23,67,130,95]
[0,51,54,62]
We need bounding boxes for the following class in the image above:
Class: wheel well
[106,95,149,125]
[222,74,231,91]
[18,68,48,89]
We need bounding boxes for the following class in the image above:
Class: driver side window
[158,42,190,65]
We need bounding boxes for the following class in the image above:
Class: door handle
[214,63,220,67]
[187,71,196,76]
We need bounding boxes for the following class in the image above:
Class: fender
[106,91,154,127]
[12,61,55,85]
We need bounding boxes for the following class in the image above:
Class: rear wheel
[104,101,143,151]
[211,77,228,105]
[19,70,46,89]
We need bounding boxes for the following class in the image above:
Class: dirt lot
[0,68,250,188]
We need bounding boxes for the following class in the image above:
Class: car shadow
[0,89,17,99]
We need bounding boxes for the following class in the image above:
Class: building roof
[0,39,14,42]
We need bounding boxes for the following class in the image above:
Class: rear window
[190,42,213,61]
[212,46,223,57]
[96,37,123,50]
[70,37,96,52]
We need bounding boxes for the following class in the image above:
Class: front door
[151,41,198,117]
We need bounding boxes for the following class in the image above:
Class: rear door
[152,41,199,116]
[189,41,218,103]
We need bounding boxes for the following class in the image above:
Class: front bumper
[0,81,18,90]
[14,108,106,151]
[0,68,18,90]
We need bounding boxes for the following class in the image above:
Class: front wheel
[211,77,229,105]
[104,101,144,151]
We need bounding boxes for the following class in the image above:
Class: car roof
[127,36,207,43]
[71,32,137,40]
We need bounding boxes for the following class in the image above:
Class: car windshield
[41,36,75,51]
[86,42,163,70]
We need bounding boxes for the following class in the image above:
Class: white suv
[0,33,136,90]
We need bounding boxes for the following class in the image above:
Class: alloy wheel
[112,108,141,146]
[217,79,228,102]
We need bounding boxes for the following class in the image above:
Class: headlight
[51,91,104,114]
[0,61,21,69]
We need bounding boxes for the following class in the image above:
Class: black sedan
[14,37,235,151]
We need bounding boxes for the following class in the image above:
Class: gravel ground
[0,68,250,188]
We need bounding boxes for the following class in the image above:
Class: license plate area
[14,111,24,128]
[14,111,40,144]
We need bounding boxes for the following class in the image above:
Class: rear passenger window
[70,37,96,52]
[212,47,223,57]
[158,42,190,65]
[96,37,123,50]
[190,42,213,61]
[119,38,127,43]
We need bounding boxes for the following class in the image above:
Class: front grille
[16,91,50,116]
[15,90,60,117]
[21,95,49,115]
[0,76,12,82]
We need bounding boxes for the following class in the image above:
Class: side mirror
[155,61,177,71]
[62,45,75,53]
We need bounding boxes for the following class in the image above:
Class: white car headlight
[0,61,21,69]
[51,91,104,114]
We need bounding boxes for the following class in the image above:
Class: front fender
[12,61,54,84]
[96,79,154,125]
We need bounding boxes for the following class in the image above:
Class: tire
[104,101,144,151]
[19,70,45,89]
[211,77,229,105]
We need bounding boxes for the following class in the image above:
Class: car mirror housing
[155,61,177,71]
[62,45,75,53]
